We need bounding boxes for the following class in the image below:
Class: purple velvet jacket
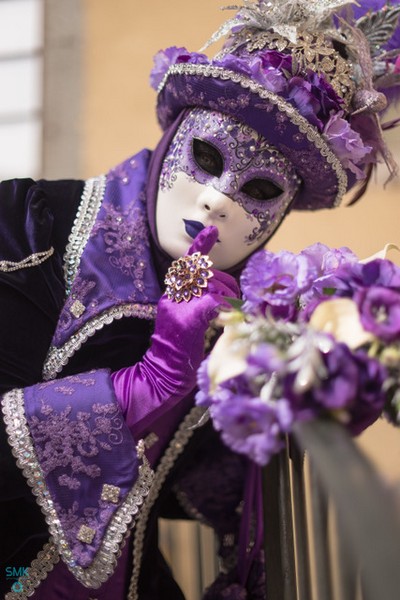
[0,150,264,600]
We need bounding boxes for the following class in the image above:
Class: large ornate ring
[164,252,214,303]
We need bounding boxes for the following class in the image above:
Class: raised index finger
[187,226,219,256]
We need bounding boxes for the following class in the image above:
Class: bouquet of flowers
[196,243,400,466]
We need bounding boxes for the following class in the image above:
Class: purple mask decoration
[159,108,300,244]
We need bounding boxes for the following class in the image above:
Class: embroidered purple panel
[52,150,162,347]
[24,369,139,568]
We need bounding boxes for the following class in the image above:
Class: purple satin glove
[111,226,240,438]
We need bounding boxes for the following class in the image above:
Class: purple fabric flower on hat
[241,249,316,317]
[355,286,400,342]
[287,73,343,130]
[323,111,372,178]
[309,72,344,118]
[150,46,208,90]
[288,77,323,129]
[217,53,287,93]
[260,50,292,73]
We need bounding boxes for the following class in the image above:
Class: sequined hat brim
[157,63,352,211]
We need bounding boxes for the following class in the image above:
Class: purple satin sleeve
[112,269,240,439]
[111,295,210,438]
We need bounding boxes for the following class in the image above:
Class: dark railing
[160,420,400,600]
[263,420,400,600]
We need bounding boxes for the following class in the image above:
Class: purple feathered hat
[150,0,400,210]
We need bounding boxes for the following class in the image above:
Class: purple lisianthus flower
[241,248,316,317]
[195,356,212,407]
[210,395,293,466]
[347,352,387,435]
[312,343,359,409]
[323,259,400,298]
[355,286,400,342]
[323,111,372,179]
[150,46,208,90]
[284,343,359,418]
[356,259,400,289]
[246,343,285,378]
[300,243,358,277]
[299,243,359,313]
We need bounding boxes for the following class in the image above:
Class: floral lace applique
[29,394,124,490]
[38,372,97,391]
[90,191,150,296]
[254,101,275,113]
[279,143,339,198]
[54,499,115,567]
[209,93,251,113]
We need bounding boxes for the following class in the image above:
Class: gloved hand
[111,226,240,437]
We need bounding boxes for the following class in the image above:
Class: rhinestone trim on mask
[158,64,347,206]
[127,406,207,600]
[1,387,155,590]
[4,541,59,599]
[64,175,107,295]
[160,107,299,244]
[42,303,157,381]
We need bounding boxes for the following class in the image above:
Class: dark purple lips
[183,219,205,239]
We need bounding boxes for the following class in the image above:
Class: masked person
[1,1,400,598]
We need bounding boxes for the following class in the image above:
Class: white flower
[309,297,373,349]
[208,320,251,391]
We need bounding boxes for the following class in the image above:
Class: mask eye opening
[192,138,224,178]
[241,178,284,202]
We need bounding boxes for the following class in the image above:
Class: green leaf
[224,297,244,310]
[322,287,337,296]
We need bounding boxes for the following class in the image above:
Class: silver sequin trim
[0,247,54,272]
[4,541,59,599]
[158,63,348,206]
[1,388,155,589]
[42,303,157,381]
[64,175,107,295]
[127,406,207,600]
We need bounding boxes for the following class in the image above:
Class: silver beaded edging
[42,303,157,381]
[1,388,155,590]
[4,541,59,599]
[158,63,348,207]
[64,175,107,295]
[127,405,207,600]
